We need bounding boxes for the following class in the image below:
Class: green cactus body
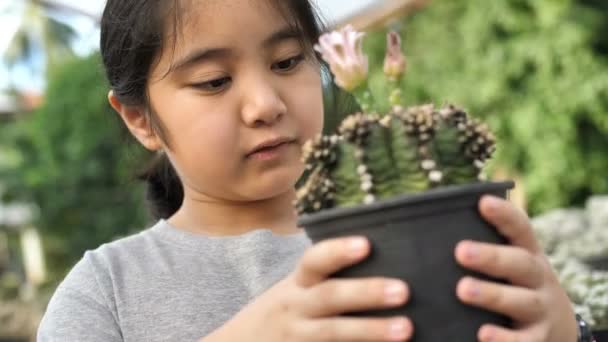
[295,104,496,215]
[364,122,400,199]
[429,119,479,185]
[332,143,366,207]
[387,116,430,193]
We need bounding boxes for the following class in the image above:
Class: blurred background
[1,0,607,340]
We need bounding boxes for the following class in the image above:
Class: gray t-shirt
[37,220,311,341]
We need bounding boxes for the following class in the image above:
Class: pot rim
[298,180,515,227]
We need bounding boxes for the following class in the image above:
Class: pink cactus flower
[314,25,369,91]
[383,31,407,81]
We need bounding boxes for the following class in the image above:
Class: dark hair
[100,0,327,220]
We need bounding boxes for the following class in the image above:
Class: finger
[479,196,541,253]
[301,277,409,317]
[456,277,545,322]
[455,240,544,288]
[477,323,544,342]
[294,236,370,287]
[296,316,413,342]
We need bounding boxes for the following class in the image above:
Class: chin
[246,167,302,200]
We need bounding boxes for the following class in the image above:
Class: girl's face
[146,0,324,202]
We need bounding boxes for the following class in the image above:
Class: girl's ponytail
[138,153,183,220]
[101,0,184,220]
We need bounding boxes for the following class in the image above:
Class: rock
[586,196,608,230]
[531,208,587,253]
[533,196,608,330]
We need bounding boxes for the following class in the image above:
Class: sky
[0,0,379,92]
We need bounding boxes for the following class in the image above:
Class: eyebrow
[170,26,302,73]
[262,26,302,49]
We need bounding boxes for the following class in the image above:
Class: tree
[2,0,78,85]
[0,54,149,284]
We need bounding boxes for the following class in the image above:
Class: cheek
[175,116,237,169]
[290,72,324,140]
[169,117,241,195]
[301,94,324,140]
[153,94,240,181]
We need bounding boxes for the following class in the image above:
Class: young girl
[37,0,588,341]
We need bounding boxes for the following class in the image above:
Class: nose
[240,76,287,127]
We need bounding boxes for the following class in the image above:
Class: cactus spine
[295,105,496,215]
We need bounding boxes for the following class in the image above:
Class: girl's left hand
[455,195,578,342]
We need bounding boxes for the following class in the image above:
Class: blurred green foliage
[0,54,149,283]
[351,0,608,215]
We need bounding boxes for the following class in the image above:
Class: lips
[246,137,296,157]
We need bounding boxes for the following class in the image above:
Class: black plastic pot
[299,181,515,342]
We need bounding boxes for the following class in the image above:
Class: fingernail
[387,318,407,340]
[484,196,501,210]
[480,326,495,341]
[384,281,406,304]
[466,242,479,260]
[348,237,367,257]
[466,279,480,298]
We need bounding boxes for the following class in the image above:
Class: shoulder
[37,222,163,341]
[51,221,159,294]
[86,222,163,272]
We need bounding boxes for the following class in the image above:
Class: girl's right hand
[203,236,413,342]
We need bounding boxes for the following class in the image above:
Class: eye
[272,55,305,73]
[191,77,232,93]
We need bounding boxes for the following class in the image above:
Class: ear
[108,91,163,151]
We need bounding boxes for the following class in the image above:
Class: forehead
[170,0,292,50]
[149,0,305,79]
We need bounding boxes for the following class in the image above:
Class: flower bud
[383,31,407,81]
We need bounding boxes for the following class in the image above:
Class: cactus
[295,27,497,215]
